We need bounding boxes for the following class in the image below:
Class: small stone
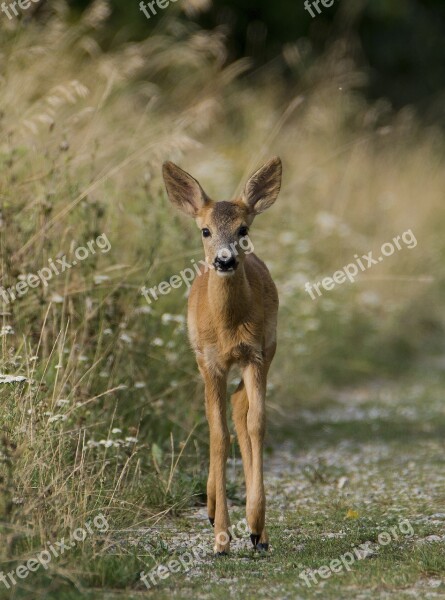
[338,476,349,490]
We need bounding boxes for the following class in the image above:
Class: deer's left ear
[242,157,282,214]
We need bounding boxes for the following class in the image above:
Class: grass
[1,3,445,598]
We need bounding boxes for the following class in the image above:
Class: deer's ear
[242,157,282,214]
[162,162,210,217]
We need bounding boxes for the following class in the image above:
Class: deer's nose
[214,254,237,271]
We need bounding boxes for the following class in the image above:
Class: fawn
[162,157,282,554]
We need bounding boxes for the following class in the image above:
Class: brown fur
[162,157,282,553]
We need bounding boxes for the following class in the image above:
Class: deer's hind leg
[243,343,276,551]
[231,379,253,524]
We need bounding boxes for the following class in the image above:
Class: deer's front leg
[202,368,231,554]
[243,361,268,550]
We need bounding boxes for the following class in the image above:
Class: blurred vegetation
[63,0,445,120]
[0,1,444,595]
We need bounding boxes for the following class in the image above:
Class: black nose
[214,255,237,271]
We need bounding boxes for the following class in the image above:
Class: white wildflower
[0,374,27,384]
[56,399,70,407]
[316,211,338,233]
[305,319,320,331]
[360,291,381,307]
[161,313,186,325]
[99,439,114,448]
[48,414,67,423]
[0,325,14,336]
[94,275,110,284]
[134,306,152,315]
[119,333,133,344]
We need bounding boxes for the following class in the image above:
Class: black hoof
[250,533,261,548]
[256,542,269,552]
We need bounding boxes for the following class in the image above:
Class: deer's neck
[207,265,251,327]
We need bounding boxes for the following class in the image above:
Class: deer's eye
[202,228,211,238]
[239,226,249,237]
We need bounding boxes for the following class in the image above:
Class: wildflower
[134,306,152,315]
[119,333,133,344]
[0,325,14,336]
[94,275,110,284]
[48,414,67,423]
[99,440,114,448]
[161,313,186,325]
[125,437,138,444]
[0,374,27,384]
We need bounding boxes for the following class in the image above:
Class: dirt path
[119,373,445,599]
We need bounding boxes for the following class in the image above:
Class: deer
[162,157,282,555]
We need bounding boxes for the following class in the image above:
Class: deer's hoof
[250,533,261,548]
[256,542,269,552]
[209,517,215,527]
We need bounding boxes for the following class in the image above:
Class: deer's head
[162,157,282,276]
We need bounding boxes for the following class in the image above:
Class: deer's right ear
[162,162,210,217]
